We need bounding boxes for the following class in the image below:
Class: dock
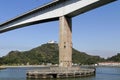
[27,67,95,79]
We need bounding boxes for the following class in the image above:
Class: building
[47,40,57,44]
[98,62,120,66]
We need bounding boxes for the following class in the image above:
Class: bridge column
[59,16,72,67]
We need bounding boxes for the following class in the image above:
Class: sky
[0,0,119,58]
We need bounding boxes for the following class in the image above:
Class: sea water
[0,67,120,80]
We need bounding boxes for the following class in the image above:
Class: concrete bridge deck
[0,0,116,33]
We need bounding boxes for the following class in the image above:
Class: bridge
[0,0,116,68]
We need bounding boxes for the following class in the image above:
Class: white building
[47,40,57,44]
[98,62,120,66]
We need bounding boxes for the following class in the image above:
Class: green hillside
[0,43,104,65]
[107,53,120,62]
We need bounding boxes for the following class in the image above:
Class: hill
[0,43,104,65]
[107,53,120,62]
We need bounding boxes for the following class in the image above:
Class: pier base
[27,67,95,79]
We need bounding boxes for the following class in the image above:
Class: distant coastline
[98,62,120,67]
[0,65,51,68]
[1,64,120,69]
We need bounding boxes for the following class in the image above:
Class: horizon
[0,0,120,58]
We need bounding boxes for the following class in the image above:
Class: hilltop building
[47,40,57,44]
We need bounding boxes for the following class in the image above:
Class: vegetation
[107,53,120,62]
[0,43,105,65]
[72,49,105,64]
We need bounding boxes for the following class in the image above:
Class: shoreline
[0,65,56,68]
[1,65,120,69]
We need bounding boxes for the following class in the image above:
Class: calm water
[0,67,120,80]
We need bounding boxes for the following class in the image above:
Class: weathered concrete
[59,16,72,67]
[27,67,96,79]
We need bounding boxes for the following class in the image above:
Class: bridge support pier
[59,16,72,67]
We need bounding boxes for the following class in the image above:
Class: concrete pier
[27,67,95,79]
[59,16,72,67]
[26,16,96,79]
[26,16,95,79]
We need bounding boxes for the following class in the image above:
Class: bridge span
[0,0,116,67]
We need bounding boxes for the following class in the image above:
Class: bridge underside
[0,0,116,33]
